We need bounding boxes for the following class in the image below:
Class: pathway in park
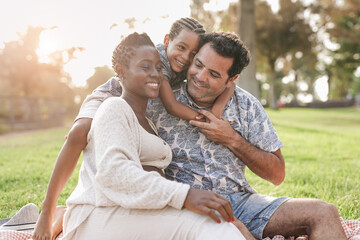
[0,125,70,141]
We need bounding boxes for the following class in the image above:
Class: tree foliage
[0,26,84,105]
[0,26,87,130]
[190,0,216,32]
[86,65,115,93]
[256,0,317,107]
[313,0,360,99]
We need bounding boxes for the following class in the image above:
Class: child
[157,17,235,120]
[32,18,242,240]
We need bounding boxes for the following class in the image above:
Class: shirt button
[161,156,166,160]
[163,141,166,145]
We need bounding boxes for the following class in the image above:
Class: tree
[256,0,316,108]
[0,26,83,100]
[314,0,360,99]
[237,0,259,98]
[190,0,217,32]
[0,26,44,96]
[86,65,115,93]
[0,26,85,127]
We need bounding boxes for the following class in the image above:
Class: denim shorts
[225,192,290,239]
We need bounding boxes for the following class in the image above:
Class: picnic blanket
[0,217,359,240]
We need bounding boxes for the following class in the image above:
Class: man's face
[186,43,235,107]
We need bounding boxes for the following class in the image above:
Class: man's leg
[226,192,289,239]
[263,198,346,239]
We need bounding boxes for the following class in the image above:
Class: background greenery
[1,0,359,110]
[0,107,359,220]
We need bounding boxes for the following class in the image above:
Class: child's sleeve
[75,78,122,121]
[161,61,172,82]
[156,43,173,83]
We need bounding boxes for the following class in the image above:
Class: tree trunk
[269,65,278,109]
[237,0,259,98]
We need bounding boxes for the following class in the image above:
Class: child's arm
[77,78,122,119]
[210,82,235,119]
[159,79,202,121]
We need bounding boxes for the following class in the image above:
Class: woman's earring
[117,73,124,81]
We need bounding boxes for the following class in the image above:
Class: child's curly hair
[168,17,206,40]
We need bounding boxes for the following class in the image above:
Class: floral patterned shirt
[147,82,283,195]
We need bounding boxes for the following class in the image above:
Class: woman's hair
[168,17,206,40]
[112,32,155,70]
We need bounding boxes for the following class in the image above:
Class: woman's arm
[33,78,121,240]
[32,118,91,240]
[159,79,200,121]
[210,82,235,119]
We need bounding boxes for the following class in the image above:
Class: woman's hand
[32,206,66,240]
[183,188,235,224]
[32,210,53,240]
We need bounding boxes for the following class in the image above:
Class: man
[147,32,346,239]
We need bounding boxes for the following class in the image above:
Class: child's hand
[209,109,223,119]
[195,114,207,122]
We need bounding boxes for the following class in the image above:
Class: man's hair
[198,32,250,78]
[168,17,206,40]
[112,32,155,70]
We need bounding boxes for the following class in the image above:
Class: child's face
[165,29,201,73]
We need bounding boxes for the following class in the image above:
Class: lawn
[0,107,359,220]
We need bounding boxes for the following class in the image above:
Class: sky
[0,0,279,87]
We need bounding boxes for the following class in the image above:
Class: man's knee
[313,200,340,219]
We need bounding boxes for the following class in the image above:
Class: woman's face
[122,45,162,99]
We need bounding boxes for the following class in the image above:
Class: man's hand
[191,110,285,186]
[183,188,235,223]
[189,109,236,146]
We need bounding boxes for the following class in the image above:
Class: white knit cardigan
[62,97,190,239]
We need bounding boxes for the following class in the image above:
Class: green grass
[0,107,359,220]
[0,128,82,219]
[247,107,360,220]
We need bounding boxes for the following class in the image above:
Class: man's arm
[189,109,285,185]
